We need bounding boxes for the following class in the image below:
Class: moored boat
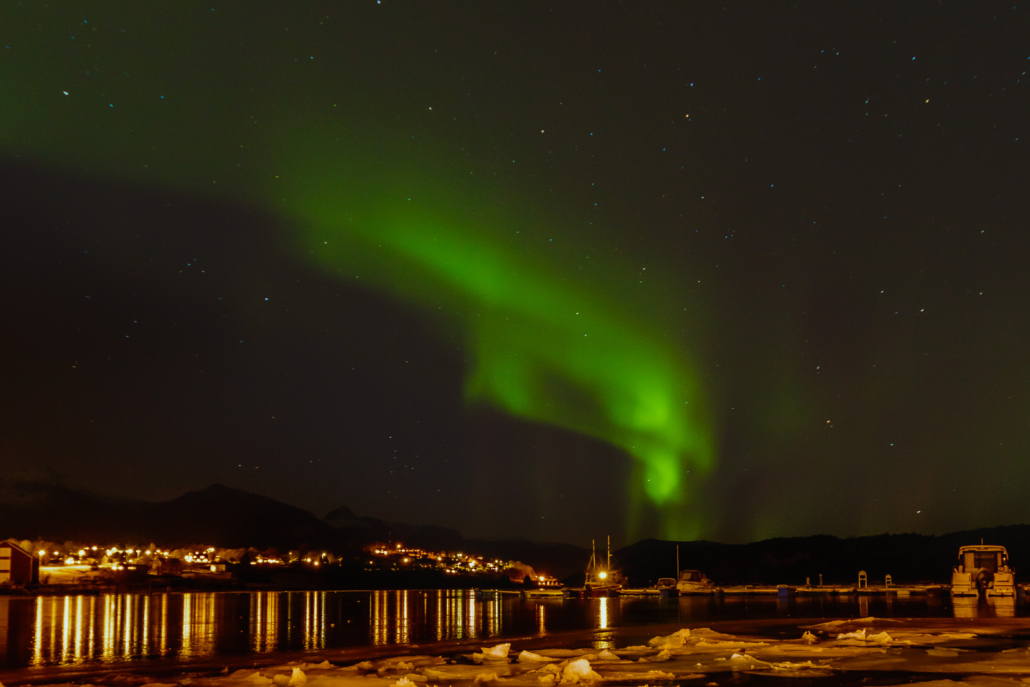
[676,569,717,595]
[951,544,1015,597]
[570,537,625,597]
[655,577,680,597]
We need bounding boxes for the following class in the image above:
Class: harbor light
[599,571,608,580]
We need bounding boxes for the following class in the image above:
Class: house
[0,540,39,585]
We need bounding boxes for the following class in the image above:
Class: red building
[0,541,39,585]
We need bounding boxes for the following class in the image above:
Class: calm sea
[0,590,1024,670]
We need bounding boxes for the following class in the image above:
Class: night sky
[2,2,1028,546]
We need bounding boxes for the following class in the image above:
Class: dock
[522,583,952,599]
[619,587,678,597]
[794,584,945,596]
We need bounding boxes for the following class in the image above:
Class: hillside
[615,526,1030,586]
[4,479,1028,585]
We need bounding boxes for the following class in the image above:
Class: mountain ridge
[4,482,1030,584]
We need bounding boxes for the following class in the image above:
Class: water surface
[0,590,1024,670]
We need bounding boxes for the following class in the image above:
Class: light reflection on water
[0,590,1025,669]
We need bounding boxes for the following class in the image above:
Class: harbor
[542,541,1020,600]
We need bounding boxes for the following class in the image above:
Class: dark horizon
[3,2,1028,545]
[6,478,1030,557]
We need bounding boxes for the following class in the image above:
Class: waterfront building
[0,540,39,585]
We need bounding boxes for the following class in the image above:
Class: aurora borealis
[2,2,1029,544]
[296,188,713,527]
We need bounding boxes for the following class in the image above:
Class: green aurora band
[2,145,716,537]
[0,8,716,537]
[291,193,715,532]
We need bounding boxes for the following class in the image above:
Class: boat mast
[607,535,611,571]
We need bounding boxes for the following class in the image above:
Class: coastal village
[2,535,1025,606]
[0,537,560,592]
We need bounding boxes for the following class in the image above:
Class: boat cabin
[655,577,678,590]
[956,545,1008,573]
[585,564,625,587]
[679,569,709,584]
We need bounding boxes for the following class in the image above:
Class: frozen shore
[6,617,1030,687]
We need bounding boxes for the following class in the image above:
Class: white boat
[655,577,680,596]
[676,568,717,595]
[950,544,1015,597]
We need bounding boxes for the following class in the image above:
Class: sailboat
[573,536,625,598]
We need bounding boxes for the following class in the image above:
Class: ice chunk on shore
[835,628,893,644]
[474,644,512,661]
[837,628,867,641]
[648,628,691,650]
[519,651,556,663]
[768,660,833,677]
[729,652,770,670]
[561,658,601,683]
[926,648,961,657]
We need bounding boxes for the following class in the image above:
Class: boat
[676,569,718,595]
[655,577,680,597]
[950,544,1015,597]
[569,537,625,598]
[522,588,564,599]
[620,578,680,597]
